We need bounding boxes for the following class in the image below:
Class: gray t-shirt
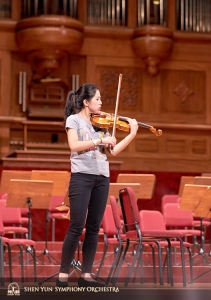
[66,114,110,177]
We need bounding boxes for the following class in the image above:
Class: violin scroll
[150,127,162,137]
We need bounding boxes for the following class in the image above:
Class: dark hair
[64,83,99,123]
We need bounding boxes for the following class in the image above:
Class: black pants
[59,172,110,274]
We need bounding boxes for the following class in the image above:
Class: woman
[56,83,138,287]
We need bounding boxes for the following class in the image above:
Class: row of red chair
[96,187,209,287]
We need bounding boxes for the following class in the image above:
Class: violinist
[56,83,138,288]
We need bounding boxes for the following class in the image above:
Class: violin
[93,73,162,137]
[91,111,162,137]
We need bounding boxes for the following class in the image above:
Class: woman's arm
[109,118,138,156]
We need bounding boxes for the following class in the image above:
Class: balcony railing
[87,0,127,26]
[0,0,11,18]
[21,0,78,18]
[176,0,211,32]
[137,0,167,26]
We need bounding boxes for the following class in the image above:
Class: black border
[1,285,211,300]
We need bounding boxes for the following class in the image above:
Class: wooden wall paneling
[68,55,87,88]
[50,54,70,86]
[0,51,11,115]
[107,129,163,172]
[86,56,146,118]
[113,155,211,173]
[86,55,96,85]
[163,130,209,160]
[0,116,25,157]
[171,38,211,63]
[135,133,161,157]
[21,121,68,150]
[142,72,160,115]
[96,65,143,114]
[80,36,134,58]
[10,121,24,151]
[0,30,17,52]
[0,125,10,157]
[107,125,211,173]
[158,60,209,124]
[205,65,211,124]
[160,68,205,122]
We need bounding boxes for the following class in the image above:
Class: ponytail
[64,83,99,124]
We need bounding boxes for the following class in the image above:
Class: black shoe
[78,277,104,287]
[56,278,68,287]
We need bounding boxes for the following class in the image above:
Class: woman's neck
[78,109,91,123]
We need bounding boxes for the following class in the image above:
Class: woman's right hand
[102,136,117,147]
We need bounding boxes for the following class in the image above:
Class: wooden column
[78,0,87,24]
[11,0,22,20]
[167,0,177,31]
[127,0,138,28]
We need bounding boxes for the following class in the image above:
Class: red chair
[0,200,29,238]
[0,193,8,199]
[139,210,193,284]
[161,194,179,214]
[1,194,31,238]
[48,195,69,242]
[163,203,205,248]
[95,204,123,283]
[162,203,208,268]
[118,187,192,287]
[109,195,157,286]
[0,218,12,287]
[36,195,69,265]
[0,236,13,286]
[20,207,32,239]
[0,211,37,285]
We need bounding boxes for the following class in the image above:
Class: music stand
[180,183,211,282]
[55,191,70,219]
[30,170,69,265]
[178,176,195,198]
[0,170,33,237]
[6,179,53,265]
[6,179,53,231]
[107,182,141,205]
[0,170,31,194]
[116,174,156,199]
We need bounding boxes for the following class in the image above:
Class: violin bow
[112,73,122,138]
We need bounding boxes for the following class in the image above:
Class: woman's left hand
[127,118,138,135]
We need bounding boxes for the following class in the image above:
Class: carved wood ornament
[100,70,139,108]
[132,25,173,76]
[15,15,84,77]
[174,81,194,102]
